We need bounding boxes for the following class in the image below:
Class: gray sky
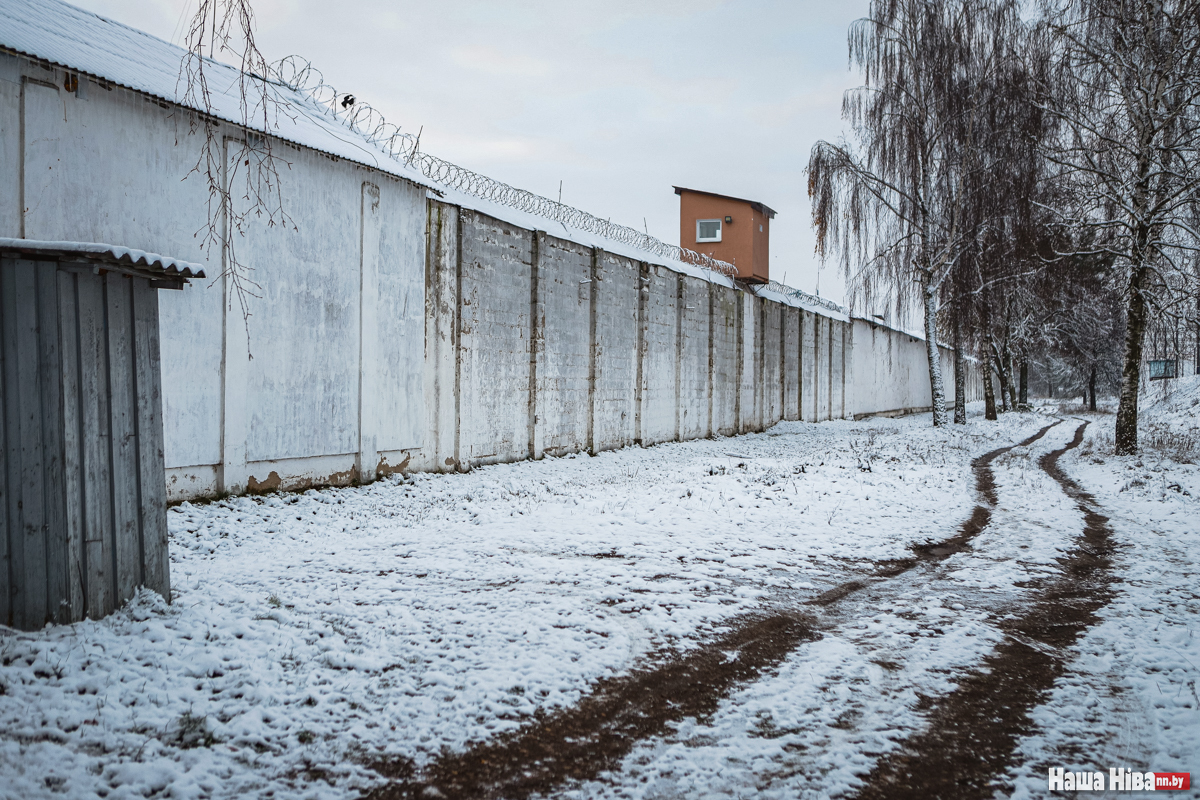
[71,0,871,303]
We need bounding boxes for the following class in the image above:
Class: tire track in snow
[807,419,1060,605]
[363,614,818,800]
[362,422,1061,800]
[851,420,1117,800]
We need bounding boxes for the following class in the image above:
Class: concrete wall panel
[639,265,679,445]
[801,311,816,422]
[237,146,361,463]
[711,285,740,436]
[374,178,428,454]
[762,300,782,426]
[457,212,534,465]
[535,236,592,457]
[832,321,847,420]
[783,307,800,421]
[592,252,639,451]
[679,276,710,440]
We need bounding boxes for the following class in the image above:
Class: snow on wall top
[0,237,206,278]
[0,0,846,314]
[0,0,432,189]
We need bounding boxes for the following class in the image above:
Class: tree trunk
[953,312,967,424]
[983,348,998,420]
[924,288,949,426]
[1088,365,1097,412]
[1019,359,1028,407]
[1005,356,1018,411]
[994,354,1010,412]
[1116,266,1149,454]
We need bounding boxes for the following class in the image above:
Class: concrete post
[528,231,542,460]
[587,247,598,454]
[634,262,648,445]
[219,138,248,496]
[356,182,380,483]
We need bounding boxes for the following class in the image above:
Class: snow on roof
[0,0,433,189]
[0,0,849,312]
[751,284,850,322]
[0,237,206,279]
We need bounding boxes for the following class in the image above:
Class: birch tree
[809,0,1025,425]
[1043,0,1200,453]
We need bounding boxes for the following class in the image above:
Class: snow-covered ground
[1,394,1196,799]
[1005,379,1200,799]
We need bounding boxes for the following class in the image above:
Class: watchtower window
[697,219,722,242]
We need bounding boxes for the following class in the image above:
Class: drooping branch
[178,0,296,346]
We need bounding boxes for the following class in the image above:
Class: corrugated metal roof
[0,238,206,279]
[0,0,433,189]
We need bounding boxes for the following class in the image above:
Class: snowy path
[1,410,1196,799]
[555,419,1089,800]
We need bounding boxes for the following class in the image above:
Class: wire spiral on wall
[270,56,740,280]
[765,280,848,316]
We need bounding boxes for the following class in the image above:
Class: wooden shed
[1,239,203,630]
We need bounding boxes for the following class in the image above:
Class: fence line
[269,55,740,280]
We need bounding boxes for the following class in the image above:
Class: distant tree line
[809,0,1200,453]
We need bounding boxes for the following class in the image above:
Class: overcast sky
[71,0,871,303]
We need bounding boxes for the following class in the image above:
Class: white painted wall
[0,54,427,499]
[0,51,981,503]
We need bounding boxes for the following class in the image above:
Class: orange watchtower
[674,186,775,283]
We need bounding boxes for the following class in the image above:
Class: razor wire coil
[764,280,849,316]
[270,55,740,280]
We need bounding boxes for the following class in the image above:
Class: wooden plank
[106,273,140,607]
[13,259,48,629]
[57,270,85,621]
[132,277,169,601]
[36,262,68,624]
[0,257,16,626]
[76,270,112,618]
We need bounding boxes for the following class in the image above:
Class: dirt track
[363,420,1112,800]
[364,614,817,800]
[851,420,1115,799]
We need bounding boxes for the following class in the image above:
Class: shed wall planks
[1,256,170,630]
[37,262,67,624]
[133,277,169,602]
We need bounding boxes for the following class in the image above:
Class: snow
[0,238,206,277]
[1004,381,1200,799]
[751,284,850,323]
[1,401,1196,798]
[0,0,735,295]
[0,0,838,306]
[0,0,433,193]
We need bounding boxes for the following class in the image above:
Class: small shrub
[174,711,216,749]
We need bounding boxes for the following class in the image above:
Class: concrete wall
[0,52,983,503]
[847,319,979,419]
[1,54,428,500]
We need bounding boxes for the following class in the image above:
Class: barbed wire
[270,55,739,280]
[764,279,849,316]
